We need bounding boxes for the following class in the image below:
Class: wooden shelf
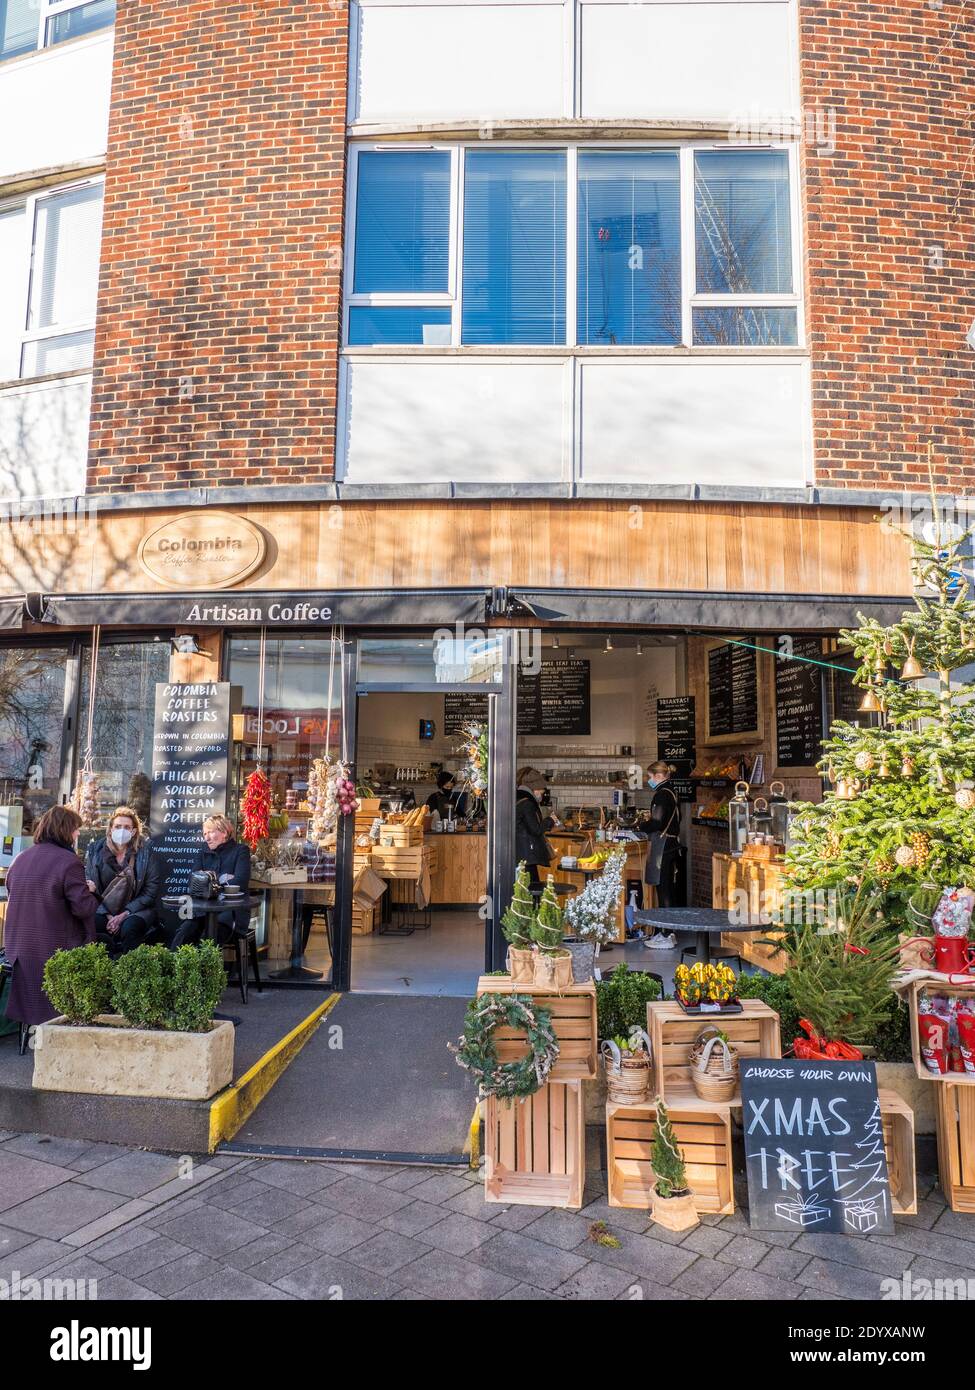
[607,1099,735,1214]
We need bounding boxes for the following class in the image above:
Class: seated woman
[165,814,252,949]
[85,806,162,958]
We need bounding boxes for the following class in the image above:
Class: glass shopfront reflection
[0,645,68,832]
[79,638,171,828]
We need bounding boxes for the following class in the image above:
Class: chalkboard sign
[740,1058,894,1235]
[149,682,231,897]
[443,662,591,737]
[706,639,760,742]
[775,637,825,768]
[656,695,695,774]
[827,648,865,728]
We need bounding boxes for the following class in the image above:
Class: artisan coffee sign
[149,682,231,895]
[740,1058,894,1235]
[138,511,266,590]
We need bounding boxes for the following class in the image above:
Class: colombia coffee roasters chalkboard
[706,639,760,741]
[149,682,231,896]
[775,637,825,768]
[740,1058,894,1234]
[442,661,591,737]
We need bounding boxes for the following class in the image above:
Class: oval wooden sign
[138,511,267,590]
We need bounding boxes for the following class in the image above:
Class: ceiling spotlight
[552,635,560,650]
[636,641,644,656]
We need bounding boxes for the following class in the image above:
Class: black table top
[164,895,263,913]
[632,907,761,935]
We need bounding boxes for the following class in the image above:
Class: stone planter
[32,1015,234,1102]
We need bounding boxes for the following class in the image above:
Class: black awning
[0,597,24,630]
[37,588,490,629]
[510,588,911,632]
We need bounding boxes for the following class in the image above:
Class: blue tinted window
[348,306,451,345]
[1,0,37,60]
[693,306,797,346]
[47,0,115,44]
[462,151,566,345]
[577,151,680,346]
[695,150,792,295]
[353,151,450,295]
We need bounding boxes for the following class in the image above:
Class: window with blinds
[1,0,114,61]
[0,0,35,60]
[0,180,103,383]
[353,151,450,295]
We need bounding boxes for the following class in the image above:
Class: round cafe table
[631,906,761,966]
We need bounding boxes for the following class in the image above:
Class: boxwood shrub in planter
[35,940,232,1102]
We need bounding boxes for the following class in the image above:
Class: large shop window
[79,639,170,828]
[0,179,104,381]
[0,0,115,62]
[0,646,67,832]
[345,144,799,348]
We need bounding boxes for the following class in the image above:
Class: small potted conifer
[501,863,536,983]
[650,1099,699,1231]
[531,876,573,990]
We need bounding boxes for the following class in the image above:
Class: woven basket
[601,1029,653,1104]
[689,1026,739,1103]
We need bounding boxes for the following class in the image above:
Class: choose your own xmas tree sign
[740,1058,894,1235]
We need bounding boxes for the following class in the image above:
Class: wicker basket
[601,1029,653,1104]
[689,1026,739,1103]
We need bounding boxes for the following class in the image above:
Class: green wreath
[451,992,560,1100]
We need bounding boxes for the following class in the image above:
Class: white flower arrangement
[564,850,626,945]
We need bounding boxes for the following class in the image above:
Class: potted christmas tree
[501,862,536,983]
[786,497,975,937]
[650,1099,699,1231]
[563,849,625,981]
[531,876,573,989]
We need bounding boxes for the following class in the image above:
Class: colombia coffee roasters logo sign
[138,512,267,590]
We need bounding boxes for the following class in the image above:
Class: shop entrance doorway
[350,690,490,996]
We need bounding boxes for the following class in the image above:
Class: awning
[508,588,911,632]
[36,588,490,629]
[0,597,24,629]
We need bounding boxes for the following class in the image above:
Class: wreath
[451,992,560,1100]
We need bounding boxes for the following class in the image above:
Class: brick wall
[800,0,974,490]
[87,1,348,492]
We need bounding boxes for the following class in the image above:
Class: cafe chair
[224,927,263,1005]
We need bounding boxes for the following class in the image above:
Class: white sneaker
[643,932,677,951]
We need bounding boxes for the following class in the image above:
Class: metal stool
[225,928,263,1004]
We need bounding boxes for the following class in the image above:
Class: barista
[425,770,457,822]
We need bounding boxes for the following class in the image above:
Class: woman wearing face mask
[515,767,554,887]
[84,806,162,959]
[4,805,97,1041]
[643,761,681,911]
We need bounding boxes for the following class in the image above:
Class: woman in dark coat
[643,760,681,909]
[164,814,251,949]
[4,805,97,1029]
[515,767,553,887]
[84,805,162,958]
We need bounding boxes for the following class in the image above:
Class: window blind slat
[30,183,104,331]
[694,150,793,295]
[353,151,450,295]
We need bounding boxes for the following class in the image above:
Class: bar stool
[225,928,263,1005]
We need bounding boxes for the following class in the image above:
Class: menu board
[149,682,231,896]
[443,662,591,737]
[741,1058,893,1235]
[706,640,760,740]
[656,696,696,774]
[775,637,825,768]
[827,649,864,727]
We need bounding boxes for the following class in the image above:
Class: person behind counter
[85,806,162,959]
[165,814,251,949]
[515,767,553,887]
[425,770,457,823]
[643,760,681,912]
[4,805,97,1040]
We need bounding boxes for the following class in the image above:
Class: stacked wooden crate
[477,976,597,1210]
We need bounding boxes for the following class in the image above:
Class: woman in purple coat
[5,805,97,1043]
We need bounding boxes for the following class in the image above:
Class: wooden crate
[935,1081,975,1212]
[879,1089,917,1216]
[476,975,597,1082]
[352,905,375,935]
[485,1082,584,1208]
[370,845,433,877]
[606,1098,735,1214]
[648,999,781,1104]
[907,978,975,1083]
[378,825,424,847]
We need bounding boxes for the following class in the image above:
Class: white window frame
[0,174,104,384]
[1,0,113,63]
[343,139,804,351]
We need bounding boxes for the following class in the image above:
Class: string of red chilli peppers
[241,767,272,848]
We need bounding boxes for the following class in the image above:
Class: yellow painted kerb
[207,993,341,1152]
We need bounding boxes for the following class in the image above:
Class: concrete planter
[32,1015,234,1102]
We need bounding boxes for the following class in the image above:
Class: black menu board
[656,696,695,774]
[443,662,591,737]
[741,1058,893,1235]
[775,637,825,768]
[827,649,864,727]
[706,640,759,740]
[149,682,231,897]
[519,660,591,735]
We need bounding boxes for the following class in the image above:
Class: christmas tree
[651,1101,688,1198]
[500,862,535,950]
[531,876,564,953]
[786,495,975,933]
